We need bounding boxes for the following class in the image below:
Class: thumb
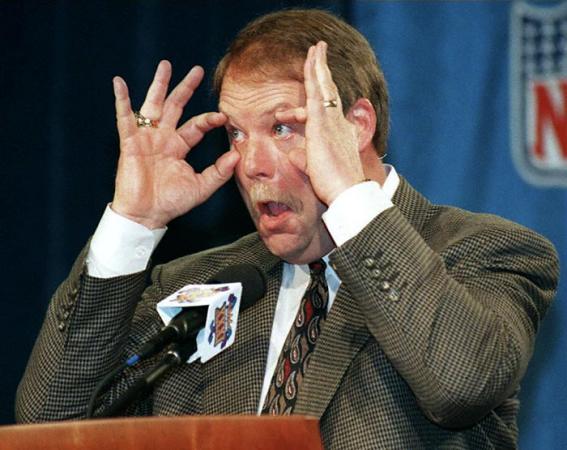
[199,149,241,195]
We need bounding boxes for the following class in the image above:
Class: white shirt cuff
[322,181,393,247]
[86,205,167,278]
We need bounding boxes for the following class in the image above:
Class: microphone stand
[95,338,197,418]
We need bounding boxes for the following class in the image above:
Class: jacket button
[371,268,382,279]
[363,258,376,269]
[387,288,400,302]
[379,281,391,292]
[58,322,66,332]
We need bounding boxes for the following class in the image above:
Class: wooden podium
[0,415,324,450]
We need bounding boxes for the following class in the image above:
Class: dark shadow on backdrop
[0,0,349,424]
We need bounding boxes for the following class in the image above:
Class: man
[16,9,558,449]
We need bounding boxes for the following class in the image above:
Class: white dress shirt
[85,165,400,412]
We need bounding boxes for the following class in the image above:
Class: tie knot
[308,259,326,276]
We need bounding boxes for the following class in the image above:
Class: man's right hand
[111,60,240,229]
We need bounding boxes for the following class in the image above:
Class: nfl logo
[510,1,567,186]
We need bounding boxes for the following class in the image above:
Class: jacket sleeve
[15,244,166,423]
[329,206,559,429]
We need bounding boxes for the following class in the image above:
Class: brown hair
[213,9,389,156]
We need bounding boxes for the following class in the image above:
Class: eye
[227,127,245,144]
[273,124,293,139]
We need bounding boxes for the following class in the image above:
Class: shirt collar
[381,164,400,201]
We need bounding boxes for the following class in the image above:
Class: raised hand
[111,60,240,229]
[275,41,366,206]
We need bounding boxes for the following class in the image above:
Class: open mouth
[258,201,292,217]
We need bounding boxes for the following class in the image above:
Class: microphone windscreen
[208,264,267,309]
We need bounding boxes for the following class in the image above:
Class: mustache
[247,183,303,216]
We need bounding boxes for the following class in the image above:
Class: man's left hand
[275,41,366,206]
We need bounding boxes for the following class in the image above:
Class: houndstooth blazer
[16,178,559,449]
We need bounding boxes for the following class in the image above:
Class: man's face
[219,74,334,264]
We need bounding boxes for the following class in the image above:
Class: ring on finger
[323,99,338,108]
[134,111,159,128]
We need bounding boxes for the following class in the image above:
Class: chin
[261,233,310,263]
[262,234,332,265]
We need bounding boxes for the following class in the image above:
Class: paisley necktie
[262,260,329,415]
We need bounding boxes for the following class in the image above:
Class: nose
[241,137,277,180]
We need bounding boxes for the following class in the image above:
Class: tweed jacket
[16,178,558,449]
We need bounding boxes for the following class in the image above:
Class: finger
[275,107,307,124]
[197,149,241,198]
[314,42,342,111]
[139,60,172,120]
[177,111,227,150]
[303,44,319,102]
[161,66,205,128]
[113,76,137,140]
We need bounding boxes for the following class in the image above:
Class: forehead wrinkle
[220,101,300,130]
[219,78,305,124]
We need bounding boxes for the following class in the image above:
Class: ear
[345,98,377,152]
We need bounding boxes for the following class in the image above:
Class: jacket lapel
[294,283,370,416]
[294,177,432,417]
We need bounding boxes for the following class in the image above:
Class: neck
[363,151,388,186]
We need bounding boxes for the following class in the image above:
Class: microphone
[91,264,266,418]
[129,264,267,364]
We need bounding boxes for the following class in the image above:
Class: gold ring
[134,111,159,128]
[323,99,338,108]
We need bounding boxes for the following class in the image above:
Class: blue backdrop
[353,1,567,448]
[1,1,565,448]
